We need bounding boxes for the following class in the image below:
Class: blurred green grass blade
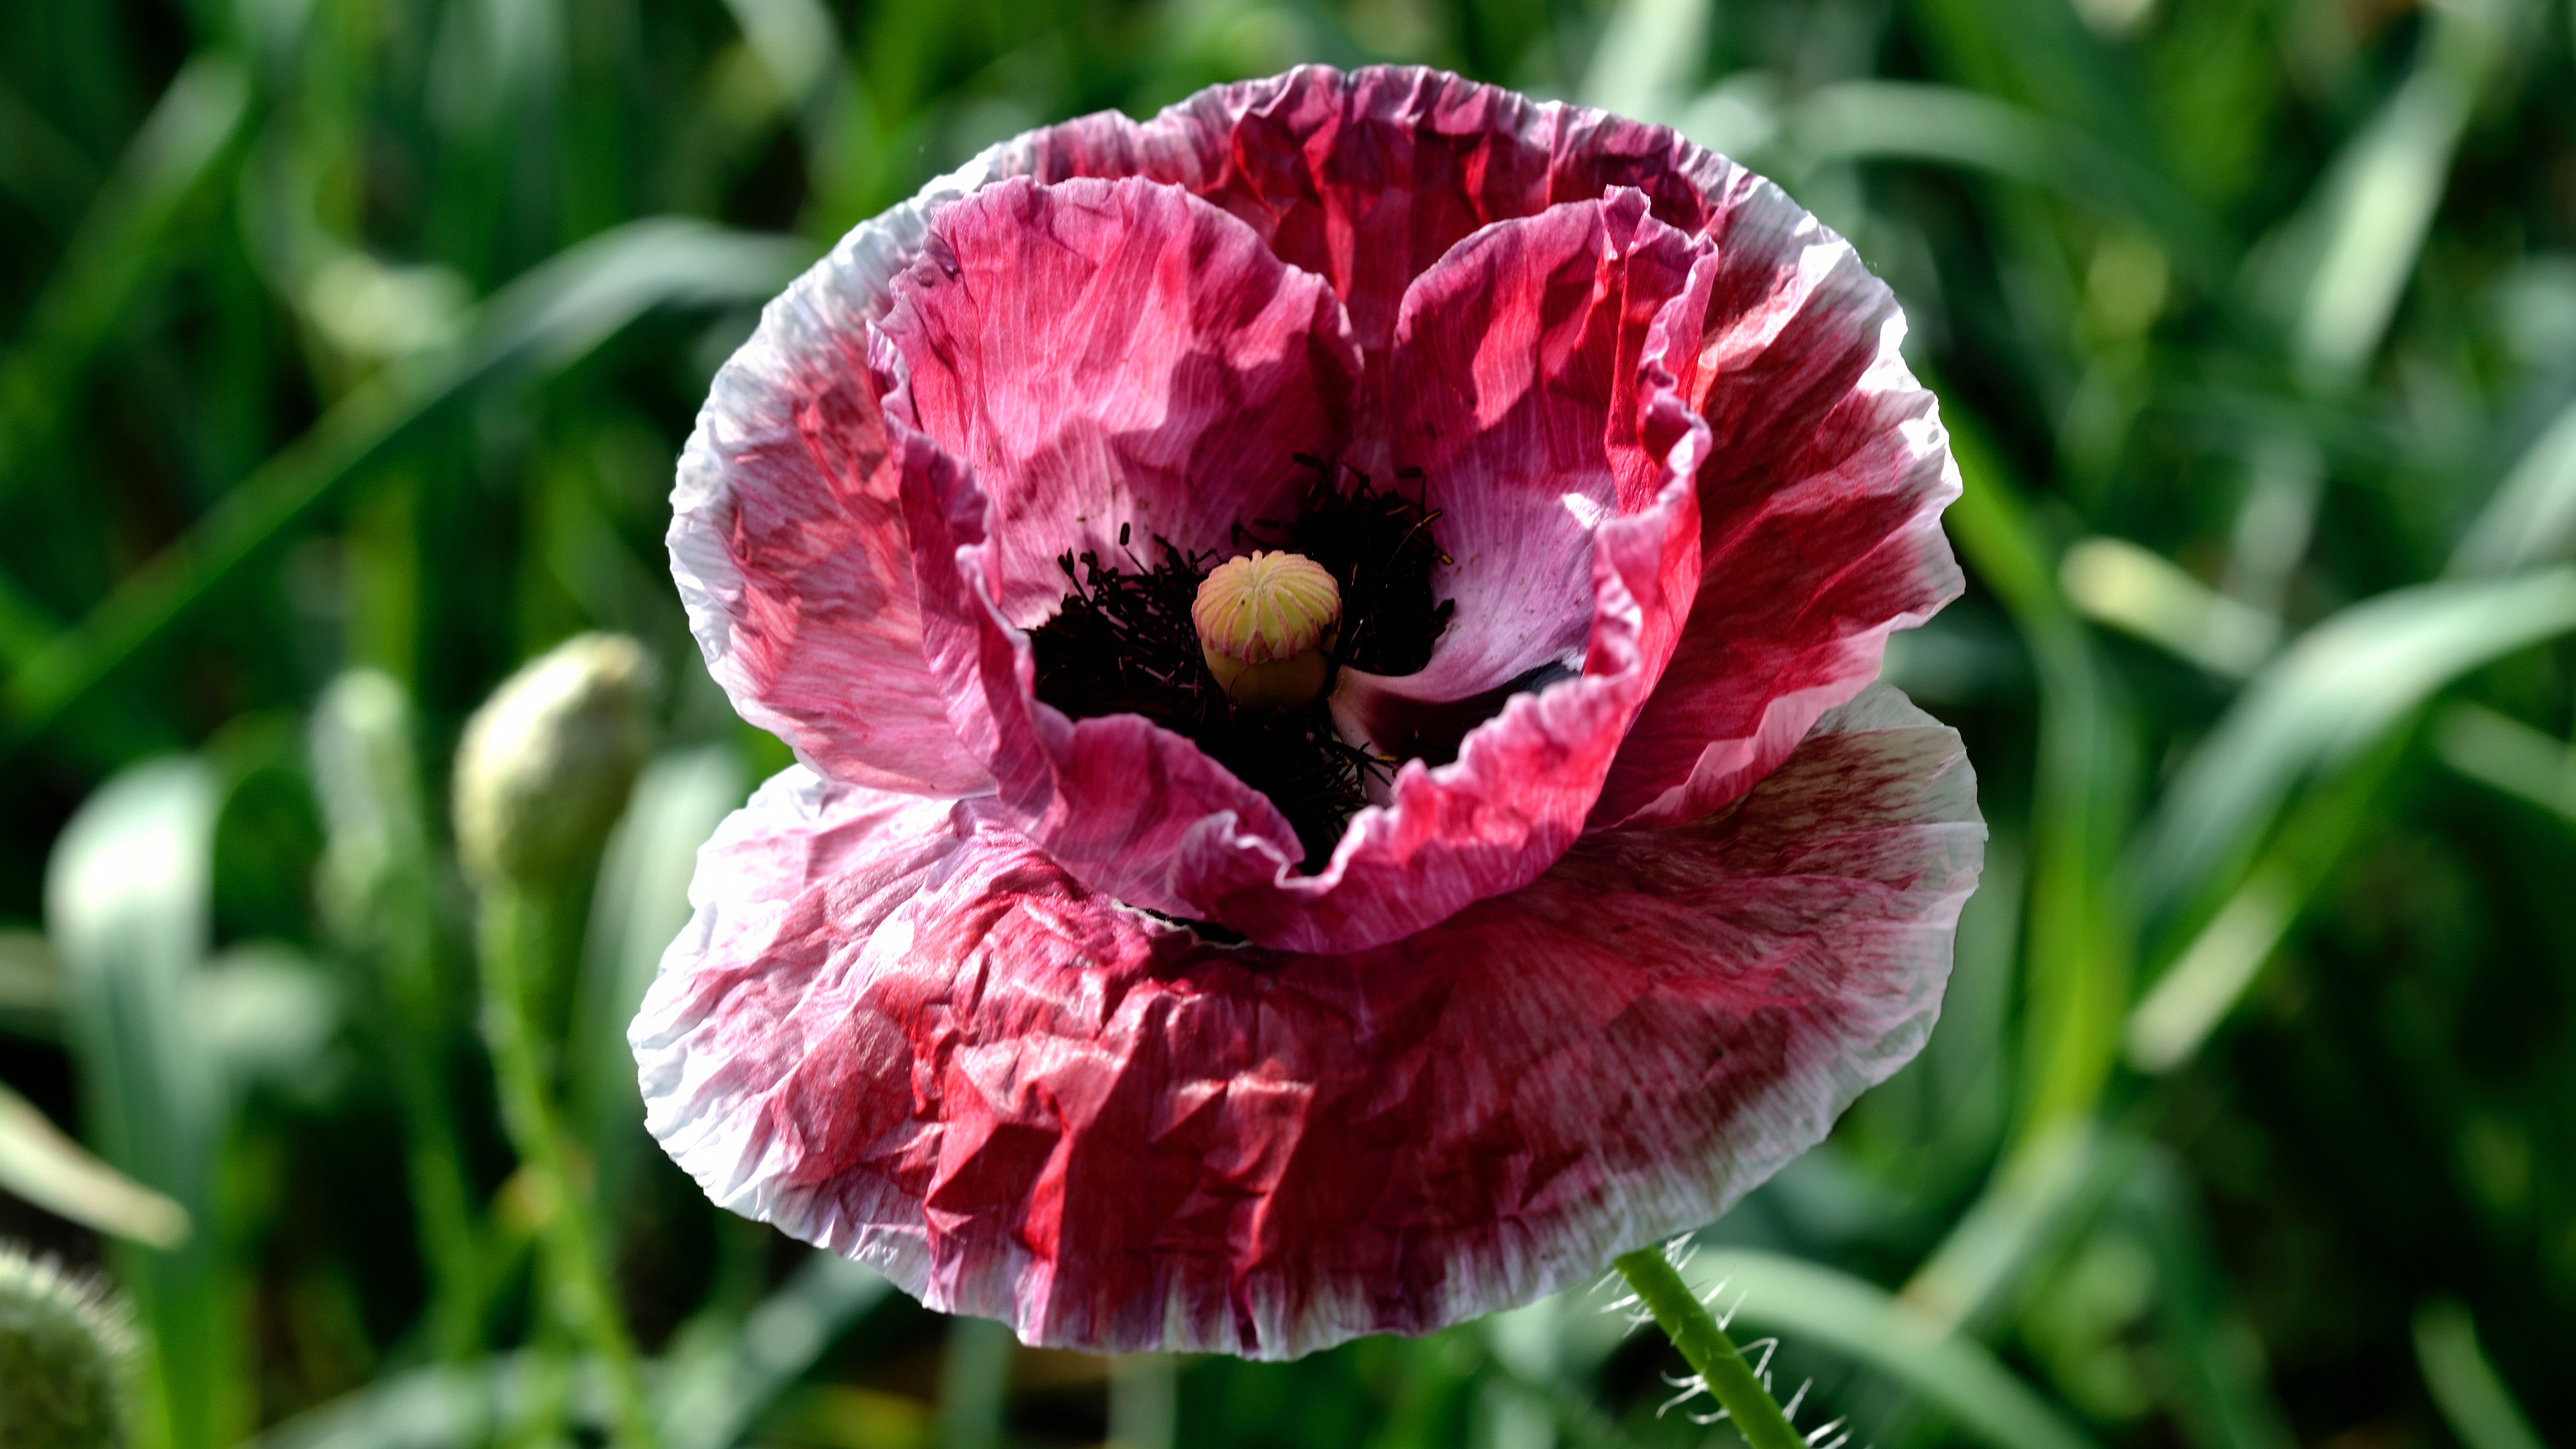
[2133,569,2576,922]
[2432,702,2576,822]
[580,745,745,1204]
[2127,727,2406,1073]
[658,1252,892,1449]
[0,54,251,498]
[2123,867,2294,1074]
[0,1076,190,1246]
[1580,0,1710,121]
[246,1352,635,1449]
[2257,0,2517,389]
[1901,1123,2118,1338]
[2412,1301,2548,1449]
[935,1316,1016,1449]
[2453,396,2576,576]
[1942,405,2134,1142]
[0,926,62,1037]
[44,755,244,1449]
[1781,82,2231,284]
[0,80,102,224]
[1682,1248,2102,1449]
[309,668,483,1355]
[2123,1153,2297,1449]
[718,0,842,116]
[2059,537,2278,678]
[0,219,812,755]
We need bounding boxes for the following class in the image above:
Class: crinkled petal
[632,682,1982,1360]
[880,176,1362,622]
[1591,186,1964,829]
[901,186,1713,955]
[669,305,990,795]
[1334,187,1713,749]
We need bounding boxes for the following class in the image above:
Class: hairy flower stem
[476,885,659,1449]
[1613,1248,1805,1449]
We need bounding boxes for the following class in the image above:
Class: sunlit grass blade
[1940,402,2134,1143]
[308,669,480,1357]
[2431,702,2576,822]
[0,219,810,756]
[2126,728,2406,1073]
[2412,1301,2547,1449]
[0,1077,189,1246]
[43,756,244,1449]
[1682,1246,2102,1449]
[2132,569,2576,923]
[1580,0,1711,121]
[2255,0,2517,389]
[2059,537,2278,678]
[657,1252,892,1449]
[1901,1123,2116,1338]
[2452,395,2576,576]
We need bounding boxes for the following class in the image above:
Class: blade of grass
[2121,1152,2297,1449]
[1780,81,2231,285]
[2451,394,2576,576]
[309,669,480,1358]
[0,219,811,756]
[2131,569,2576,923]
[0,1077,190,1246]
[2412,1301,2547,1449]
[2260,0,2518,391]
[1941,403,2135,1145]
[2127,727,2409,1073]
[657,1251,892,1449]
[0,54,250,499]
[43,756,243,1449]
[578,745,744,1210]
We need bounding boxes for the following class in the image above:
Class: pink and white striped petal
[632,682,1981,1360]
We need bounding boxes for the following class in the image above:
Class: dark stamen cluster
[1248,457,1456,676]
[1028,464,1453,872]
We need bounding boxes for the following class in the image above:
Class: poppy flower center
[1030,461,1455,870]
[1192,551,1340,710]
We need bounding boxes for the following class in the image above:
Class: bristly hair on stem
[1028,460,1454,874]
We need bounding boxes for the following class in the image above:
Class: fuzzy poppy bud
[0,1244,134,1449]
[453,633,657,889]
[1191,550,1340,710]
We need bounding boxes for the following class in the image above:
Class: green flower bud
[0,1244,134,1449]
[452,634,657,889]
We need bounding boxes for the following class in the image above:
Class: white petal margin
[633,682,1980,1359]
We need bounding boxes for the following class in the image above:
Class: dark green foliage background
[0,0,2569,1447]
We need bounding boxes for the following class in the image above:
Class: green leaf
[2412,1301,2548,1449]
[1680,1248,2102,1449]
[1942,403,2135,1144]
[578,745,745,1205]
[0,54,252,502]
[0,219,812,755]
[657,1252,892,1449]
[1778,82,2231,283]
[0,1077,189,1247]
[2452,395,2576,576]
[2133,570,2576,922]
[43,755,244,1449]
[2252,0,2519,389]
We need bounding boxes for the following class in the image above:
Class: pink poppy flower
[638,66,1980,1358]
